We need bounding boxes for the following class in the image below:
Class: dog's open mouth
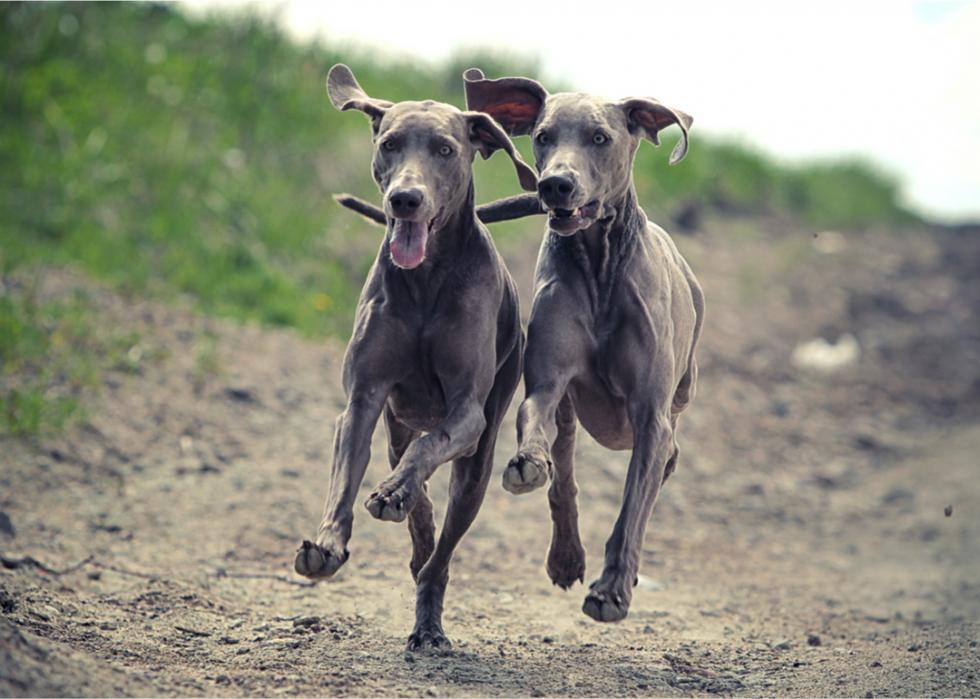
[548,201,600,234]
[389,216,436,269]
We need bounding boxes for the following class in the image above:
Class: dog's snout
[388,187,424,218]
[538,174,575,206]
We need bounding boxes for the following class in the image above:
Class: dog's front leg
[294,387,387,579]
[503,289,585,495]
[364,397,487,522]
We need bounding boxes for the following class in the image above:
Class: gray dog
[339,69,704,625]
[293,64,535,650]
[463,69,704,624]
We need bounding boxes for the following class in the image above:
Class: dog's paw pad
[365,480,419,522]
[582,586,629,622]
[293,540,348,579]
[407,626,452,653]
[502,453,550,494]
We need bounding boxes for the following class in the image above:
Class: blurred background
[2,4,979,695]
[3,1,977,435]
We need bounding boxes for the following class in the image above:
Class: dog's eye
[382,139,397,151]
[535,131,550,145]
[593,132,608,145]
[438,144,453,157]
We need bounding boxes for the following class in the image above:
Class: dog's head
[327,64,536,269]
[464,69,691,236]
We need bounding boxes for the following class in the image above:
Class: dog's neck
[567,180,646,313]
[382,178,479,295]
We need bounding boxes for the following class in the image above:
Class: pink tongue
[389,220,428,269]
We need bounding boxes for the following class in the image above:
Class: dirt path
[2,222,979,697]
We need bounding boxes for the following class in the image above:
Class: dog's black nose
[388,187,424,218]
[538,174,575,206]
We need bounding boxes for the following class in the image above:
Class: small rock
[292,615,320,629]
[870,660,882,668]
[944,504,953,517]
[770,400,789,417]
[643,625,655,634]
[224,387,257,403]
[0,511,15,537]
[773,639,793,650]
[425,687,438,697]
[864,613,890,624]
[907,644,921,652]
[791,333,860,372]
[807,634,822,647]
[881,487,914,505]
[541,635,554,644]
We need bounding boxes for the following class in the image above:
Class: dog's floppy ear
[327,64,393,130]
[618,98,693,165]
[466,112,538,192]
[463,68,547,137]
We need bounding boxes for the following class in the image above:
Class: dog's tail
[333,193,544,227]
[333,193,386,226]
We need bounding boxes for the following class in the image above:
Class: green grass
[0,3,920,433]
[635,138,918,230]
[1,280,97,435]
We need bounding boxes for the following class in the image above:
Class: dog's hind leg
[408,344,521,652]
[583,401,675,623]
[383,405,434,582]
[546,393,586,589]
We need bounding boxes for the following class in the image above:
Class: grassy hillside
[0,2,917,433]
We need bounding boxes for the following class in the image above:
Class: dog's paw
[502,453,550,494]
[547,539,586,590]
[365,475,420,522]
[582,577,631,622]
[407,623,452,653]
[293,539,348,580]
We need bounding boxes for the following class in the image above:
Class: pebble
[0,511,15,537]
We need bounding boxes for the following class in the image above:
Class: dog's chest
[386,331,450,432]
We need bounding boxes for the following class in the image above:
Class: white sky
[183,0,980,221]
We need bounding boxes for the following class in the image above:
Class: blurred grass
[0,3,919,433]
[0,278,147,436]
